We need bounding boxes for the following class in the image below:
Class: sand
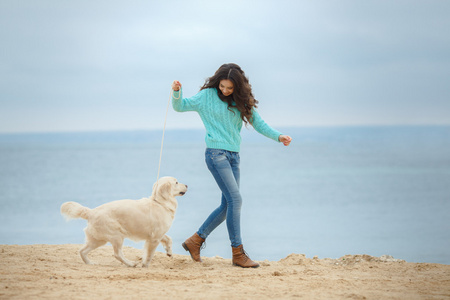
[1,244,449,299]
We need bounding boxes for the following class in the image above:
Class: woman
[171,63,292,268]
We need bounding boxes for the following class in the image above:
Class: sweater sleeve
[250,109,282,142]
[172,89,206,112]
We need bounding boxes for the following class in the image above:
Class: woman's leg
[197,194,227,239]
[197,149,242,247]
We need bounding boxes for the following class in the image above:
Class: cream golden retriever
[60,176,187,267]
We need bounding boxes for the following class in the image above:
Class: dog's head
[152,176,188,200]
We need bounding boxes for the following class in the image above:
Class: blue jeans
[197,148,242,247]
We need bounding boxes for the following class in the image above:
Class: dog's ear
[151,181,158,197]
[157,182,172,200]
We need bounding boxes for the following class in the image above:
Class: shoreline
[1,244,449,299]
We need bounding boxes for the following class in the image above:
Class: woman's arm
[171,80,204,112]
[251,109,292,146]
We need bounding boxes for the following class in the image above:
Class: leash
[155,88,180,193]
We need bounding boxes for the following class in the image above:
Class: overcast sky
[1,0,449,133]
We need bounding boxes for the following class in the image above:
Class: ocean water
[0,126,449,264]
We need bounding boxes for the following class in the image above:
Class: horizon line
[1,124,449,135]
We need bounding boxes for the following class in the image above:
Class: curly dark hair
[200,63,259,126]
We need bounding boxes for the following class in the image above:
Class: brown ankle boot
[232,245,260,268]
[182,233,205,262]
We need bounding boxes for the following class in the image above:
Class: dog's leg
[142,239,160,267]
[79,236,106,265]
[160,235,173,257]
[110,238,138,267]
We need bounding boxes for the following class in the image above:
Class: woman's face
[219,79,234,96]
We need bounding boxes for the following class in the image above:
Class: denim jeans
[197,148,242,247]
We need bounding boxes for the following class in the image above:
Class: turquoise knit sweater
[172,88,282,152]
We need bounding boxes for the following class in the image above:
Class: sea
[0,126,449,264]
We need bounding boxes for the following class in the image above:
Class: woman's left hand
[279,135,292,146]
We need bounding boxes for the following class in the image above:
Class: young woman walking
[171,63,292,268]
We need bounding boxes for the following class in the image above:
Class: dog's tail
[60,201,90,221]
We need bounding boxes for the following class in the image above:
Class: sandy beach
[1,244,449,299]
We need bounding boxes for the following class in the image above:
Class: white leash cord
[156,89,180,183]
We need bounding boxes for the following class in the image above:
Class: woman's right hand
[172,80,182,91]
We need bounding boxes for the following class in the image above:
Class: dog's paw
[124,260,139,268]
[130,261,140,268]
[165,247,173,257]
